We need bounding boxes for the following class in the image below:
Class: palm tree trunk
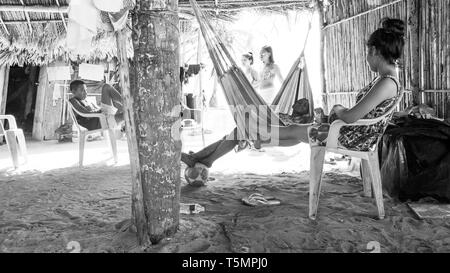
[126,0,182,245]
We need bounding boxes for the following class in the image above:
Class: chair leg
[5,131,19,169]
[309,146,326,220]
[16,129,28,163]
[361,159,373,198]
[367,151,385,220]
[108,129,118,164]
[79,132,86,167]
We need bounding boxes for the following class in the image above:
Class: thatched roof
[0,0,313,66]
[0,0,132,66]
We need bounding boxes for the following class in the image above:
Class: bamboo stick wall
[419,0,450,118]
[322,0,450,119]
[323,0,407,111]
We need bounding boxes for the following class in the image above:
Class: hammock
[189,0,313,141]
[272,55,314,117]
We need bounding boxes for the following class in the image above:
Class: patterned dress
[309,75,402,152]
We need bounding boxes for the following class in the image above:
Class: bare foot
[181,153,198,168]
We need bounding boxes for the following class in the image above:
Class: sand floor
[1,140,450,253]
[0,109,449,253]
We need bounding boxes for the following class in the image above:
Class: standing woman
[257,46,284,104]
[241,52,259,86]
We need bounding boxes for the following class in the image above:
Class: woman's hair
[242,52,254,65]
[261,46,275,65]
[367,18,405,65]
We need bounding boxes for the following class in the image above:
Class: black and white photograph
[0,0,449,259]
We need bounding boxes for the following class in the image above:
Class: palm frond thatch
[0,0,313,66]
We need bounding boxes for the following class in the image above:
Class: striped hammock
[190,0,314,141]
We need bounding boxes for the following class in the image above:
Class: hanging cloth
[66,0,101,55]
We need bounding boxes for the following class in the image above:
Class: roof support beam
[0,15,9,35]
[55,0,67,31]
[179,1,311,12]
[322,0,403,30]
[0,1,310,14]
[0,5,69,14]
[1,19,67,24]
[19,0,33,34]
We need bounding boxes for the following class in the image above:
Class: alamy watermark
[171,104,281,146]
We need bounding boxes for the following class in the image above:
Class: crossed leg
[100,84,124,124]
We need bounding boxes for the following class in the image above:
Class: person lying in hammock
[279,98,314,125]
[182,18,405,168]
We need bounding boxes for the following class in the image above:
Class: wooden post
[0,65,9,116]
[407,0,421,105]
[196,28,206,147]
[32,66,62,141]
[0,65,9,143]
[24,66,37,119]
[32,66,47,141]
[116,29,150,247]
[316,0,328,112]
[127,0,182,245]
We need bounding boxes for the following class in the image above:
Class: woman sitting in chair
[182,18,405,168]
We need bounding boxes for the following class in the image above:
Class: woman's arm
[274,64,284,84]
[252,69,262,88]
[251,68,259,85]
[333,78,398,124]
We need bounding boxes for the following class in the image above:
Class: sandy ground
[1,109,450,253]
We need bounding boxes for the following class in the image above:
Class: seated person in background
[279,98,313,125]
[69,80,124,130]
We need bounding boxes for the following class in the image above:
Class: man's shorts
[101,103,118,128]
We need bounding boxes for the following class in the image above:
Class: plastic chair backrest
[0,119,5,136]
[336,89,405,151]
[67,102,82,130]
[0,115,18,136]
[383,88,405,121]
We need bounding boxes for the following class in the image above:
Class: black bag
[55,123,74,143]
[380,117,450,202]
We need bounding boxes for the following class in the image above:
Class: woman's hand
[328,105,346,124]
[330,104,346,118]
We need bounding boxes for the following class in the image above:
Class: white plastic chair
[181,102,206,146]
[308,92,404,220]
[67,102,118,167]
[0,115,28,169]
[182,106,203,131]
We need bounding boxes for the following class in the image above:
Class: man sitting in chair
[69,80,124,130]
